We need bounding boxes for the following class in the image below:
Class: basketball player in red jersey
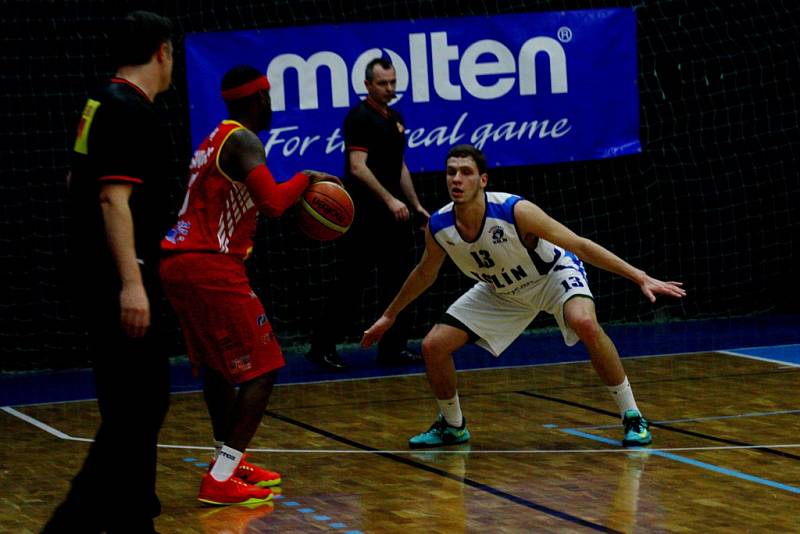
[160,65,338,505]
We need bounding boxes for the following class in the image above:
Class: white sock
[607,377,640,418]
[437,393,463,427]
[209,445,243,482]
[212,440,225,461]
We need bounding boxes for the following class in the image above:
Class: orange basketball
[297,181,354,241]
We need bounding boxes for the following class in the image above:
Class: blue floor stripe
[4,315,799,407]
[726,344,800,366]
[562,428,800,495]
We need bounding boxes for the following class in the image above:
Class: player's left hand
[304,170,343,187]
[414,205,431,229]
[640,277,686,303]
[361,315,395,348]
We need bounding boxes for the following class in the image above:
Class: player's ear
[156,41,170,63]
[480,173,488,188]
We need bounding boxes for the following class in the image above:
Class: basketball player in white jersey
[362,144,686,448]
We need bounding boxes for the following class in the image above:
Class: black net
[2,0,798,370]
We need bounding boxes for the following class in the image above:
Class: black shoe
[377,349,423,366]
[305,349,350,370]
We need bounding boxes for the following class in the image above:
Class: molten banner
[185,8,639,179]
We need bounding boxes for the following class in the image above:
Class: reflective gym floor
[2,315,799,533]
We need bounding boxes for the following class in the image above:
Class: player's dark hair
[447,144,488,175]
[111,11,173,68]
[365,57,394,81]
[221,65,265,115]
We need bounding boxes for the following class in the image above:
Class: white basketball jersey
[429,192,573,295]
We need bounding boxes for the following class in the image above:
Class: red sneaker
[236,455,282,487]
[198,472,273,506]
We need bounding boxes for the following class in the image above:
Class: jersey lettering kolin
[429,192,584,295]
[162,120,257,258]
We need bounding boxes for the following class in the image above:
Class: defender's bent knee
[568,314,603,344]
[422,324,467,363]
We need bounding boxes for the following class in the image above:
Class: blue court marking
[6,315,799,407]
[266,410,622,533]
[562,428,800,495]
[182,460,354,530]
[181,456,209,468]
[722,343,800,367]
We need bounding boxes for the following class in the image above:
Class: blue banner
[185,9,639,180]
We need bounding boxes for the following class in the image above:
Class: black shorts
[438,312,480,344]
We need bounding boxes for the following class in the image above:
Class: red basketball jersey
[162,120,258,258]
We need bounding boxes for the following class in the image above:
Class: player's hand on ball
[304,170,343,187]
[361,315,395,348]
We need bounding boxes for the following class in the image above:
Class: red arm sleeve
[244,164,310,218]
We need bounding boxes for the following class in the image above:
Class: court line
[1,406,91,442]
[6,347,795,409]
[518,391,800,461]
[5,405,800,455]
[572,408,800,430]
[262,409,622,534]
[717,349,800,368]
[562,428,800,495]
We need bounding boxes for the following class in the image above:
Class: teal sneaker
[408,414,471,449]
[622,409,652,447]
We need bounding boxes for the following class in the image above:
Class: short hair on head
[365,57,394,81]
[111,11,173,68]
[446,144,488,175]
[221,65,266,114]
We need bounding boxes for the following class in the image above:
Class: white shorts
[446,258,593,356]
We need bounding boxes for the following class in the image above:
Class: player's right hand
[119,282,150,338]
[361,315,395,348]
[387,197,410,222]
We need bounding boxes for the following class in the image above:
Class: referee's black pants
[43,282,171,533]
[312,206,417,358]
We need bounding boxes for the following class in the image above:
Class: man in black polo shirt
[44,11,175,534]
[308,57,430,370]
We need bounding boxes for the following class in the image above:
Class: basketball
[297,181,354,241]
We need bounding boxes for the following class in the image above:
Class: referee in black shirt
[44,11,175,534]
[308,57,430,370]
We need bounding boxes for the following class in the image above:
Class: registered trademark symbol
[557,26,572,43]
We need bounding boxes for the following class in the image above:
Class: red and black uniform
[54,78,173,533]
[311,97,416,358]
[160,120,307,384]
[69,78,174,281]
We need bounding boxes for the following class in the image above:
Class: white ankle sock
[607,376,640,418]
[437,393,463,427]
[209,445,243,482]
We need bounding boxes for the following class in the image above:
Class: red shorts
[160,253,285,384]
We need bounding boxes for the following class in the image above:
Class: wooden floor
[3,351,799,533]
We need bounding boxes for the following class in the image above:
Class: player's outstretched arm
[362,228,446,348]
[514,200,687,302]
[637,276,686,303]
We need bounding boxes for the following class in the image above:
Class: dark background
[1,0,797,370]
